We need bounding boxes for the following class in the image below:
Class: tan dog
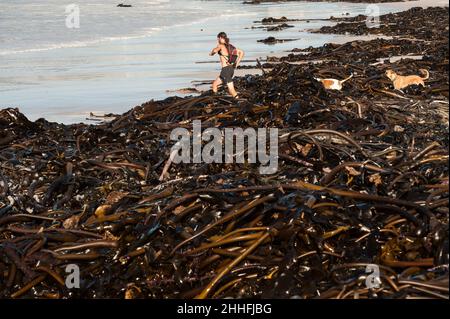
[385,69,429,90]
[314,74,353,91]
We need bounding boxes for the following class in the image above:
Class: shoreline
[0,5,448,299]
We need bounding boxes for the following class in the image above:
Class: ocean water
[0,0,447,123]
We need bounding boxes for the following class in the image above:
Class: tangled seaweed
[0,6,448,299]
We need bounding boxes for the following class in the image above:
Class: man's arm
[209,45,222,56]
[235,48,245,68]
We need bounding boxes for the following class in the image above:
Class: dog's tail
[419,69,429,80]
[341,73,354,83]
[314,77,322,82]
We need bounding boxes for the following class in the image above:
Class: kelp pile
[0,7,449,299]
[317,7,449,40]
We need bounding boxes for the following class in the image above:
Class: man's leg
[212,77,223,94]
[227,81,238,98]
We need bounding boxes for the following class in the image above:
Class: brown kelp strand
[0,6,448,299]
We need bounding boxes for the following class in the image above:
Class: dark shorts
[219,65,235,84]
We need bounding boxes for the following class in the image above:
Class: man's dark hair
[217,32,230,44]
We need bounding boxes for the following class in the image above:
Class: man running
[209,32,244,99]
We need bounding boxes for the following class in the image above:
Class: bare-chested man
[209,32,244,99]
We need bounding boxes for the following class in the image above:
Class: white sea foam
[0,28,163,56]
[0,11,256,56]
